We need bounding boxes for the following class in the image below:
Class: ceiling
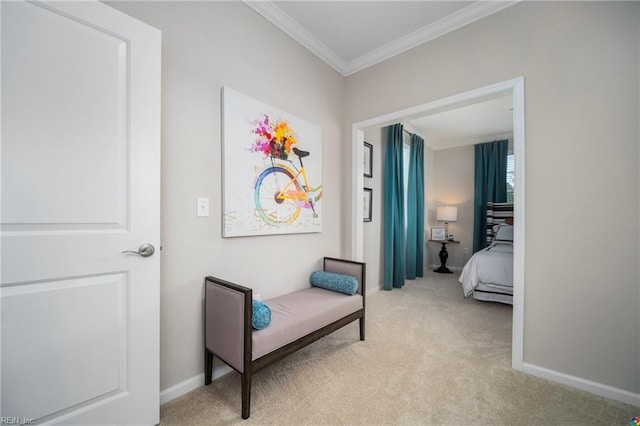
[245,1,517,76]
[244,1,517,149]
[408,95,513,150]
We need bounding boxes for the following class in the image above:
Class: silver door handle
[122,243,155,257]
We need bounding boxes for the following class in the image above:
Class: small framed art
[363,188,372,222]
[431,228,446,241]
[363,142,373,178]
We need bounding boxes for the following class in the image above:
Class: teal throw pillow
[252,299,271,330]
[310,271,358,295]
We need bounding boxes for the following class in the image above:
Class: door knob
[122,243,155,257]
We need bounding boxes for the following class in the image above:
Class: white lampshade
[437,206,458,222]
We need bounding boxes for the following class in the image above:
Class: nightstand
[428,240,460,274]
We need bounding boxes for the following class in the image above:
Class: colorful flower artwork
[249,114,298,159]
[222,87,322,237]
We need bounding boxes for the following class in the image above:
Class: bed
[458,202,514,305]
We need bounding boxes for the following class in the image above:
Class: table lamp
[436,206,458,239]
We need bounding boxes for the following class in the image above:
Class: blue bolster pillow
[252,299,271,330]
[310,271,358,295]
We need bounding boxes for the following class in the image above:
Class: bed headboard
[486,202,513,244]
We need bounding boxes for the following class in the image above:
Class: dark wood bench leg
[241,372,251,419]
[204,349,213,385]
[359,316,365,341]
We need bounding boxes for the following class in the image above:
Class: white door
[1,1,161,424]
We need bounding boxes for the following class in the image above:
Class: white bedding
[459,242,513,297]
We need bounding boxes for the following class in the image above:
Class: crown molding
[244,1,519,77]
[244,1,347,74]
[344,1,519,75]
[426,131,514,151]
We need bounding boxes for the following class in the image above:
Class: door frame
[350,76,525,371]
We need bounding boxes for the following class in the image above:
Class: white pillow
[493,224,513,242]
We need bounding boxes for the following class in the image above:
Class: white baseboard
[160,359,640,409]
[523,362,640,407]
[160,364,233,405]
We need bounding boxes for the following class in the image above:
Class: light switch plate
[197,197,210,217]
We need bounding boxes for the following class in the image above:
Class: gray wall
[108,1,344,391]
[110,1,639,398]
[427,145,475,270]
[362,128,383,289]
[344,2,639,393]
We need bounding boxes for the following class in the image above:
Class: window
[403,137,411,228]
[506,153,515,204]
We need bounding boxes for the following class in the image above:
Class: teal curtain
[406,134,424,279]
[383,124,405,290]
[473,140,508,252]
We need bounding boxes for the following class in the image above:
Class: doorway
[350,77,525,371]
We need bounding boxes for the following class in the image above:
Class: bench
[204,257,366,419]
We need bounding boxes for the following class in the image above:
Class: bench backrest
[205,277,251,373]
[323,257,366,295]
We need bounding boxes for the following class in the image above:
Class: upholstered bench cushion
[252,287,363,360]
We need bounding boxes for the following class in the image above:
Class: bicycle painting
[222,87,322,237]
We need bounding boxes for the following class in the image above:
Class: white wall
[345,2,639,394]
[108,0,639,402]
[107,1,344,392]
[362,129,383,289]
[425,144,436,270]
[427,145,475,269]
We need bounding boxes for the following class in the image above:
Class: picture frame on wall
[363,142,373,178]
[222,87,323,237]
[363,188,372,222]
[431,228,446,241]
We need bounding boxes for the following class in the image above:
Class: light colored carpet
[160,273,638,425]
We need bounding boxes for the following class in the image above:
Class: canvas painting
[222,87,322,237]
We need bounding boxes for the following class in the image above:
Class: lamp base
[434,265,453,274]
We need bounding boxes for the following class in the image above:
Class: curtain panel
[473,140,508,253]
[406,134,425,279]
[383,124,405,290]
